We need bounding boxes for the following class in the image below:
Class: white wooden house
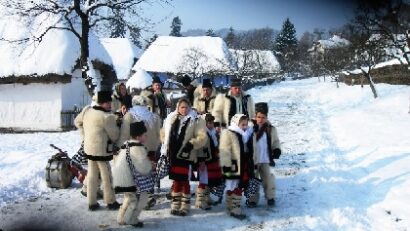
[0,17,114,131]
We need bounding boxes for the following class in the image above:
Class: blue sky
[143,0,357,38]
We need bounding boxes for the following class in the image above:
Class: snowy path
[1,79,409,231]
[249,80,370,230]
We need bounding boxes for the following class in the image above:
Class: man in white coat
[212,78,255,128]
[75,90,120,211]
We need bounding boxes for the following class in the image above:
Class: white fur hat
[230,113,247,126]
[132,95,148,106]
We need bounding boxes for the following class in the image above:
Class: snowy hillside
[1,78,409,231]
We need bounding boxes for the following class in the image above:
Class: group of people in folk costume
[73,75,282,227]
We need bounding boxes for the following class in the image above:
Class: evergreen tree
[275,18,298,52]
[170,16,182,37]
[145,34,158,49]
[224,27,236,48]
[275,18,298,74]
[206,29,216,37]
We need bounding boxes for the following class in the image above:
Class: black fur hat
[204,113,215,122]
[152,75,162,84]
[130,121,147,137]
[97,91,113,104]
[202,79,212,88]
[181,75,192,87]
[255,102,268,115]
[230,78,241,87]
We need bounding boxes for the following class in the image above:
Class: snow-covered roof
[316,35,350,49]
[229,49,280,73]
[100,38,142,80]
[133,36,235,74]
[126,67,152,90]
[0,15,112,78]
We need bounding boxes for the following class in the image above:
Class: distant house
[101,38,142,82]
[0,17,115,131]
[132,36,236,88]
[308,35,350,61]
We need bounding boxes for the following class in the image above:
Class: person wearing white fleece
[246,102,282,208]
[112,121,153,228]
[116,95,162,209]
[160,98,207,216]
[219,113,254,220]
[194,113,223,210]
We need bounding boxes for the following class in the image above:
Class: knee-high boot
[230,194,246,220]
[170,192,181,216]
[180,193,191,216]
[195,187,211,210]
[225,192,233,213]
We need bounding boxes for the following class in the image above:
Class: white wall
[0,82,62,131]
[62,69,92,111]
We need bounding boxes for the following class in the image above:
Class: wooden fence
[61,109,81,130]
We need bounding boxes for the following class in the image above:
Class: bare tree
[0,0,169,94]
[344,0,410,98]
[354,0,410,67]
[177,47,208,79]
[346,28,385,98]
[322,46,351,87]
[229,49,280,85]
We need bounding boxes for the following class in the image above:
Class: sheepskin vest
[112,140,152,193]
[252,121,281,164]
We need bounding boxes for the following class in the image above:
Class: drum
[45,158,73,189]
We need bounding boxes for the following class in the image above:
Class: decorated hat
[255,102,268,114]
[181,75,192,87]
[202,79,212,88]
[230,78,241,87]
[130,121,147,137]
[97,91,113,104]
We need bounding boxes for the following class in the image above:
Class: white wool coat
[212,90,255,127]
[219,129,246,178]
[160,110,208,163]
[117,108,161,152]
[112,140,152,191]
[193,86,217,114]
[74,106,119,157]
[140,88,169,117]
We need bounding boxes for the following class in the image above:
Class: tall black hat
[181,75,192,87]
[97,91,113,104]
[255,102,269,114]
[152,75,162,84]
[202,79,213,88]
[230,78,241,87]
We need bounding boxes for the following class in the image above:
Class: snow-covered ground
[1,78,409,231]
